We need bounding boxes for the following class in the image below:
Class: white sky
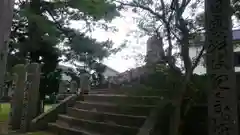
[68,2,240,73]
[69,10,146,73]
[68,1,204,73]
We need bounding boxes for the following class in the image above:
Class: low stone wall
[0,96,11,103]
[30,94,82,131]
[108,66,149,85]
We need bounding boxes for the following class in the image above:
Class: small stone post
[20,63,41,132]
[8,73,18,126]
[58,80,66,94]
[10,64,27,130]
[70,80,78,94]
[80,72,90,94]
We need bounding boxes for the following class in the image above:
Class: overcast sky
[67,2,240,73]
[69,10,146,73]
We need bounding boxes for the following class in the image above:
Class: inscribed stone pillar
[10,64,27,130]
[20,63,41,132]
[8,73,17,126]
[80,73,90,94]
[70,80,78,94]
[205,0,239,135]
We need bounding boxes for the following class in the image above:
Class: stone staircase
[47,89,162,135]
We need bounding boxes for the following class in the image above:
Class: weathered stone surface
[106,35,165,86]
[0,122,8,134]
[20,63,41,132]
[8,73,17,126]
[31,94,78,131]
[0,0,15,98]
[10,64,27,130]
[205,0,239,135]
[80,73,90,94]
[146,35,164,65]
[58,81,66,94]
[107,66,149,86]
[70,81,77,94]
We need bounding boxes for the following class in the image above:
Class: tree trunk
[0,0,15,106]
[169,70,192,135]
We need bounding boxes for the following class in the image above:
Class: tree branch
[115,0,182,73]
[45,8,81,41]
[114,0,164,20]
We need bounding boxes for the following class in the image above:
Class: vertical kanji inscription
[205,0,239,135]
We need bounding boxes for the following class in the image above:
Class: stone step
[88,91,113,94]
[67,107,146,127]
[83,94,162,105]
[88,89,129,95]
[58,114,139,135]
[91,88,168,96]
[74,101,155,116]
[48,122,97,135]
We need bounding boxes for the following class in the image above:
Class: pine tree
[8,0,120,101]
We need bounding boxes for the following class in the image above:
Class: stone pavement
[0,121,8,134]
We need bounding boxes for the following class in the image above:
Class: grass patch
[0,103,53,122]
[44,105,53,112]
[0,103,10,122]
[0,103,54,135]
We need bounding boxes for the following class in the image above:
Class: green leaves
[9,0,120,97]
[65,32,113,62]
[67,0,120,21]
[19,6,60,43]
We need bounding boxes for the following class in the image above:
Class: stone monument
[146,35,165,65]
[20,63,41,132]
[205,0,239,135]
[10,64,27,130]
[9,63,41,132]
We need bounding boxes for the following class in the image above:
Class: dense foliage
[7,0,121,99]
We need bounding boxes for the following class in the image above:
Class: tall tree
[8,0,121,100]
[114,0,205,135]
